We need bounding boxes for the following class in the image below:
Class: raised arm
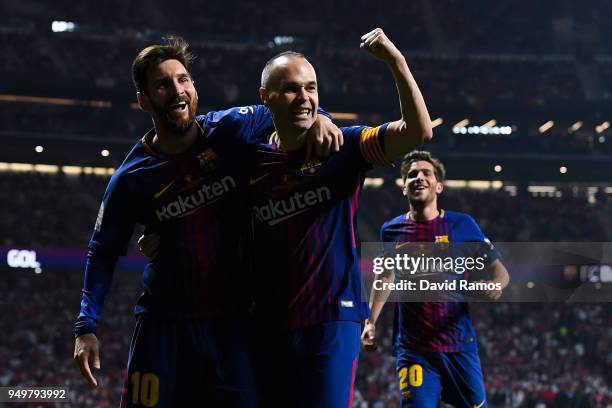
[360,28,432,160]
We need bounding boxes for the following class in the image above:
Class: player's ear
[259,87,269,106]
[136,92,150,112]
[436,182,444,194]
[402,180,409,196]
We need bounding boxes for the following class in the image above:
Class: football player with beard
[73,37,341,407]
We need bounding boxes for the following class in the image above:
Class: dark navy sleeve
[379,220,395,259]
[200,105,274,146]
[380,221,389,242]
[74,172,138,337]
[201,105,333,147]
[460,214,502,264]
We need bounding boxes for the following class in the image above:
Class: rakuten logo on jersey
[253,186,331,226]
[156,176,236,221]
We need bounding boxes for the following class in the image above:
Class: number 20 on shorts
[399,364,423,390]
[131,372,160,407]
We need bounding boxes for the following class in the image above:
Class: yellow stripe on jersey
[140,136,158,156]
[359,126,392,166]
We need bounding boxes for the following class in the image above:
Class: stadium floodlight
[62,166,82,175]
[560,166,568,174]
[8,163,34,171]
[273,36,295,46]
[466,180,491,190]
[482,119,496,128]
[35,145,43,153]
[568,121,583,133]
[101,149,110,157]
[0,162,115,176]
[595,121,609,134]
[494,165,502,173]
[431,117,443,128]
[51,20,77,33]
[363,177,384,188]
[453,119,469,128]
[34,164,59,174]
[453,125,512,135]
[538,121,554,134]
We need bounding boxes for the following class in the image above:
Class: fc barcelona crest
[435,235,450,250]
[300,159,322,176]
[197,148,218,173]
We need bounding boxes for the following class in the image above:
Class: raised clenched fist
[360,28,402,63]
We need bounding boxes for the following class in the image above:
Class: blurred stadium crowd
[1,172,610,249]
[2,0,612,157]
[1,0,612,406]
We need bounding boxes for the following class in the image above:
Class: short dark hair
[132,36,195,94]
[401,151,446,182]
[261,51,305,88]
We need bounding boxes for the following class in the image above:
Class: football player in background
[362,151,509,408]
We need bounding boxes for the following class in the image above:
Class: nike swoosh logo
[249,174,269,186]
[154,180,175,199]
[395,242,410,249]
[474,400,486,408]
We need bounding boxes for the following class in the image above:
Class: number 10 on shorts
[131,372,160,407]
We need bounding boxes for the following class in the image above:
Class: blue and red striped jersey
[381,210,501,352]
[248,124,391,330]
[75,106,273,337]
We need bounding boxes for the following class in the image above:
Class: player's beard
[408,185,436,210]
[151,94,198,135]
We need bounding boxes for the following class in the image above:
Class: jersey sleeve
[199,105,274,146]
[460,215,502,264]
[379,221,389,242]
[75,173,139,337]
[379,220,395,258]
[88,173,138,255]
[200,105,333,147]
[340,124,393,171]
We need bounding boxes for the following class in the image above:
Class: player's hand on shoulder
[74,333,100,388]
[360,28,402,63]
[305,115,344,162]
[361,320,378,351]
[138,232,160,259]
